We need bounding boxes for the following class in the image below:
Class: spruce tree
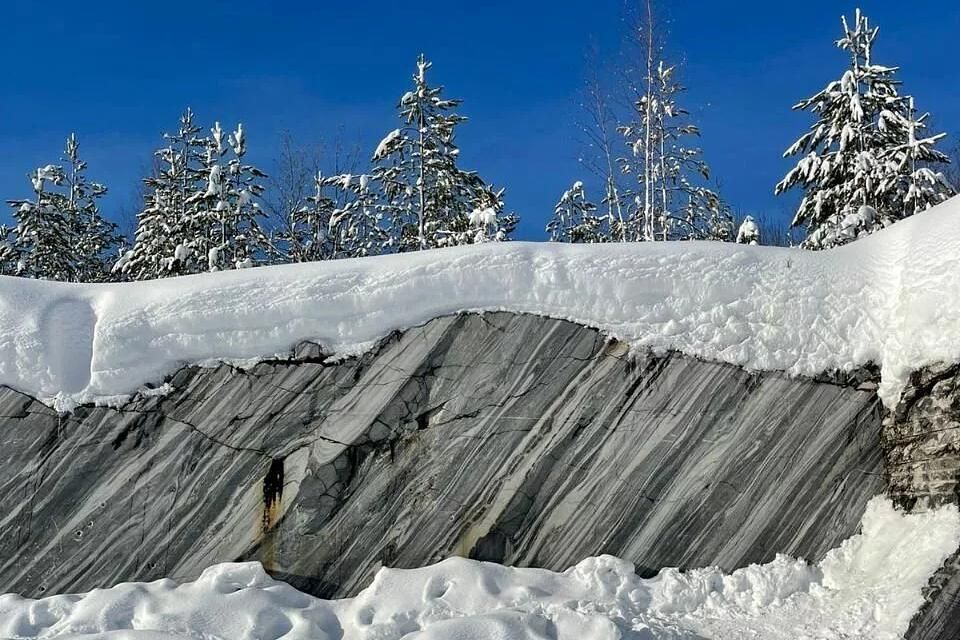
[372,54,514,251]
[880,96,955,218]
[776,9,954,249]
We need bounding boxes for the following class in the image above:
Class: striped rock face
[0,312,884,600]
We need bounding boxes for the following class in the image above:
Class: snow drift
[2,195,959,409]
[1,497,957,640]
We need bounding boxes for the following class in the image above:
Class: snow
[373,128,401,160]
[1,496,956,640]
[735,216,760,244]
[2,195,960,409]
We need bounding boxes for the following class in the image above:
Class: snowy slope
[1,497,957,640]
[2,195,958,409]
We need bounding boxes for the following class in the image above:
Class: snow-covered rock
[1,195,959,409]
[0,314,886,602]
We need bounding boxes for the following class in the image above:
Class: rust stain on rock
[260,457,285,568]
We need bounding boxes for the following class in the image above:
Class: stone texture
[884,364,960,640]
[884,363,960,509]
[0,312,885,601]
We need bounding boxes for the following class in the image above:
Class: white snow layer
[1,496,957,640]
[3,195,960,409]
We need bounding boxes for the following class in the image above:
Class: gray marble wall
[0,313,885,602]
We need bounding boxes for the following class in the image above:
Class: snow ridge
[1,196,958,409]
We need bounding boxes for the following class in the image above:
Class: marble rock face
[883,364,960,640]
[0,312,885,600]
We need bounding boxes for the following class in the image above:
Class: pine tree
[8,165,73,279]
[547,181,604,243]
[372,54,514,252]
[122,109,208,278]
[63,134,120,281]
[8,135,118,281]
[191,122,268,271]
[776,9,954,250]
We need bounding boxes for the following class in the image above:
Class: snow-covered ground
[2,195,959,410]
[1,497,956,640]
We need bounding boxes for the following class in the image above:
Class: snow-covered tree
[0,225,17,275]
[323,172,387,258]
[372,55,514,251]
[8,135,118,281]
[547,181,604,243]
[7,164,73,279]
[736,215,760,245]
[467,185,517,243]
[267,169,336,263]
[881,96,955,217]
[618,57,729,242]
[62,135,121,281]
[190,122,268,271]
[122,109,209,278]
[776,9,954,250]
[122,111,269,277]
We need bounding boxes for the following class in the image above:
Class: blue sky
[0,0,957,240]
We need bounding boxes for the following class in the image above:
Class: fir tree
[372,54,514,251]
[547,181,604,243]
[776,9,954,249]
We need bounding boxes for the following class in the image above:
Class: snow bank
[1,496,956,639]
[2,196,959,408]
